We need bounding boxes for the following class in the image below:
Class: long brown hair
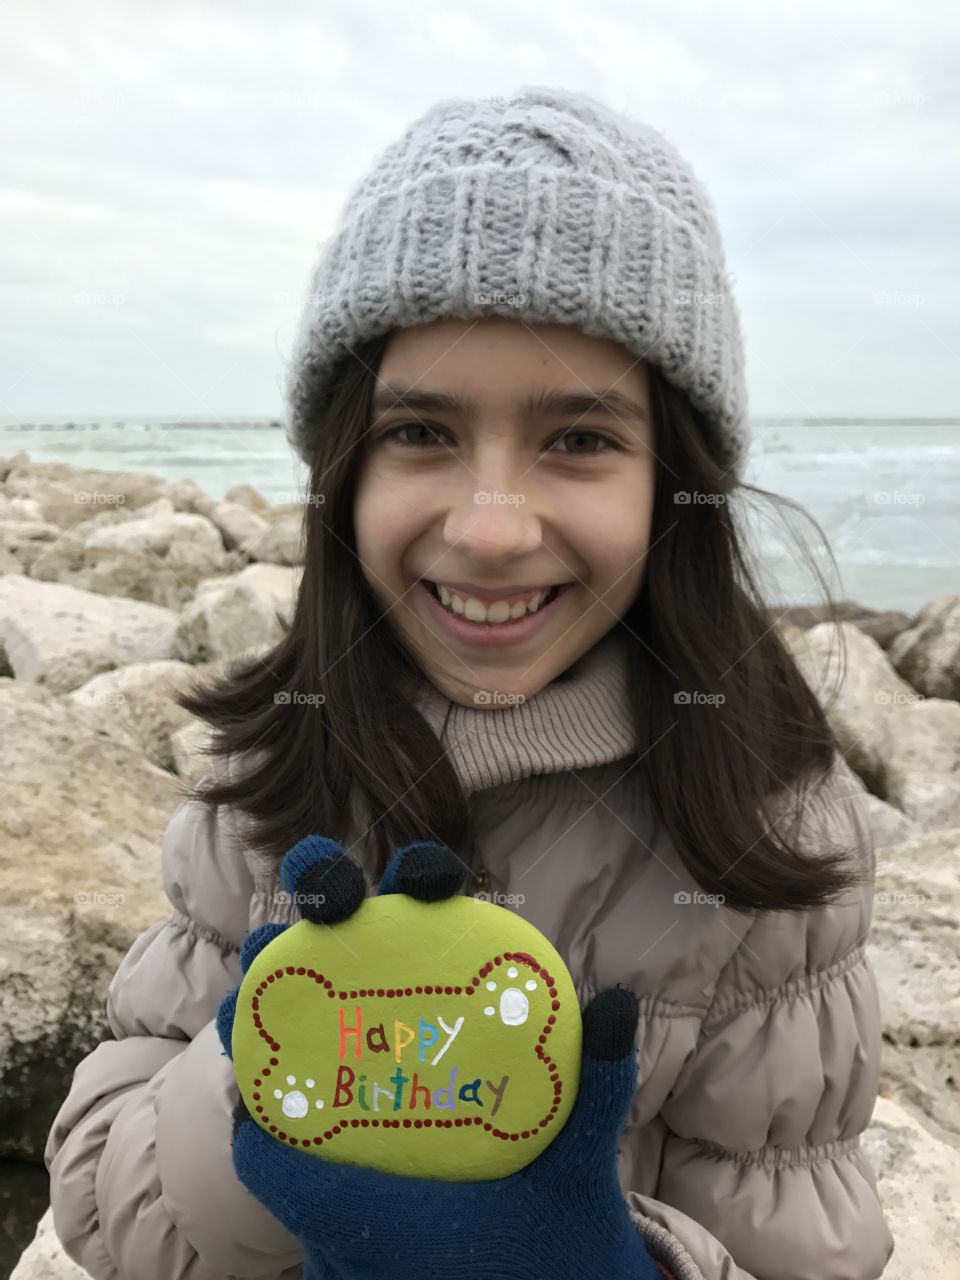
[175,332,867,916]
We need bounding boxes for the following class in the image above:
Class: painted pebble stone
[232,893,583,1180]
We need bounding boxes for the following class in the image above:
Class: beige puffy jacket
[44,629,895,1280]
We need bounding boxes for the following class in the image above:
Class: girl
[45,86,895,1279]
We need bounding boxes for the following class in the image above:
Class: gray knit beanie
[284,85,748,475]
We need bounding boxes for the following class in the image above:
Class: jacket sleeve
[627,754,896,1280]
[43,770,306,1280]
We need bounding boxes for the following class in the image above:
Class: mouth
[416,579,575,649]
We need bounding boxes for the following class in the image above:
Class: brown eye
[380,422,448,448]
[549,430,619,455]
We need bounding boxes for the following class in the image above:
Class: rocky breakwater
[0,452,303,1278]
[2,453,958,1279]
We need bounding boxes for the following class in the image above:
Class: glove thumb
[537,984,640,1175]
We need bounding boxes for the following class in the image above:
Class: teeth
[435,584,555,623]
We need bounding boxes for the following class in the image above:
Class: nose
[442,475,542,563]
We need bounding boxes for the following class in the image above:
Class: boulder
[81,510,224,560]
[224,482,271,514]
[861,1095,960,1280]
[10,1207,90,1279]
[0,578,178,692]
[869,827,959,1052]
[66,495,174,539]
[0,521,74,577]
[0,491,44,522]
[3,462,169,530]
[175,563,300,663]
[0,450,30,481]
[163,476,216,517]
[29,541,225,609]
[207,499,270,554]
[786,622,960,828]
[888,593,960,701]
[69,659,222,770]
[771,601,915,649]
[0,680,180,1163]
[243,509,303,565]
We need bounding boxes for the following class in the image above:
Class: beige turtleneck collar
[405,624,636,796]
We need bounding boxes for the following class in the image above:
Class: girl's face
[353,316,656,707]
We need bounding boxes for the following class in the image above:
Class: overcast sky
[2,0,957,423]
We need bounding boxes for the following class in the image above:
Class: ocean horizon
[2,415,957,616]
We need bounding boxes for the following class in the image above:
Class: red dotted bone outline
[245,951,565,1150]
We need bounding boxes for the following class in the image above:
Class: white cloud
[1,0,956,417]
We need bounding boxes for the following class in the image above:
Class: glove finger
[216,986,239,1058]
[536,984,640,1174]
[280,834,367,924]
[378,840,469,900]
[240,923,289,974]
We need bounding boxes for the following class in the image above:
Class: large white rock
[207,499,270,553]
[175,563,301,663]
[888,593,960,701]
[0,577,178,692]
[0,681,180,1165]
[869,826,960,1050]
[243,508,304,565]
[861,1095,960,1280]
[3,461,170,530]
[224,481,271,513]
[81,509,225,559]
[784,622,915,787]
[0,491,44,522]
[10,1207,90,1279]
[29,538,228,609]
[787,622,960,829]
[0,520,75,577]
[69,659,221,770]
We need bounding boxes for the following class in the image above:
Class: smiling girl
[45,86,895,1280]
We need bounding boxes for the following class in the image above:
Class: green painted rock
[232,893,583,1180]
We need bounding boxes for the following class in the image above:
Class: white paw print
[483,966,538,1026]
[274,1074,325,1119]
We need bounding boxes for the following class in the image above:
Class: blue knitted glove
[217,839,662,1280]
